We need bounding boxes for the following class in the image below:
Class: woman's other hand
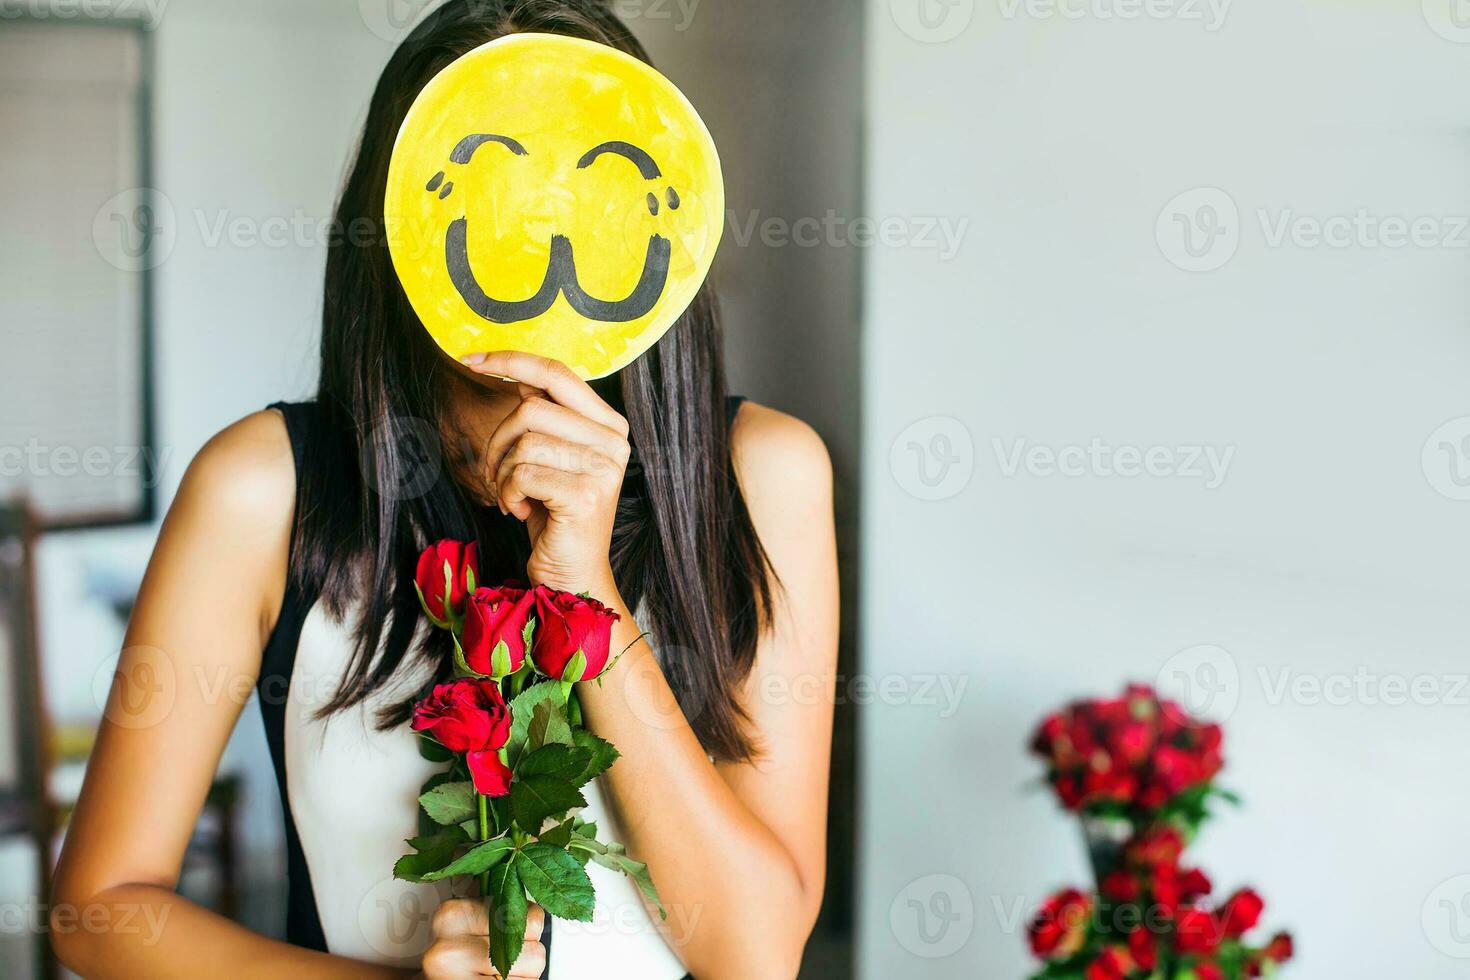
[420,899,545,979]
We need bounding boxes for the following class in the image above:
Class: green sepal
[465,562,478,595]
[418,836,516,882]
[515,843,596,922]
[490,639,513,679]
[413,580,452,631]
[560,650,588,684]
[420,780,477,826]
[486,860,526,977]
[452,634,487,679]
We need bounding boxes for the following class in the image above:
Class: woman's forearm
[576,579,815,979]
[50,883,412,980]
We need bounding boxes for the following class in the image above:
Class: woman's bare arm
[50,410,409,980]
[578,403,840,980]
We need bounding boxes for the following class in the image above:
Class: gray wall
[860,2,1470,977]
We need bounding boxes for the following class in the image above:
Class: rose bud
[1126,825,1185,869]
[1028,888,1092,960]
[410,679,513,797]
[1083,946,1131,980]
[1219,888,1265,937]
[1173,906,1222,954]
[1262,931,1294,962]
[531,586,621,682]
[461,584,535,678]
[1195,962,1225,980]
[1127,928,1157,971]
[1101,871,1140,902]
[414,540,479,628]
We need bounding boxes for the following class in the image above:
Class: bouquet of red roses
[1030,683,1231,832]
[1025,684,1294,980]
[393,540,662,975]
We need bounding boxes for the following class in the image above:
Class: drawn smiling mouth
[446,217,671,324]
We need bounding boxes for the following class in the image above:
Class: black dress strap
[725,394,746,429]
[259,401,329,953]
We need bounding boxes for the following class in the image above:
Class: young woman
[49,2,838,978]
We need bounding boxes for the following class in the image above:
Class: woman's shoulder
[175,409,297,535]
[728,399,832,515]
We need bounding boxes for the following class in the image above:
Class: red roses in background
[1025,683,1294,980]
[1030,683,1224,819]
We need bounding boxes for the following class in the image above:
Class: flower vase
[1081,814,1133,884]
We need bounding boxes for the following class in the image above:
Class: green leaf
[392,827,467,882]
[570,729,619,785]
[539,817,575,848]
[487,860,526,977]
[420,780,477,827]
[521,616,536,654]
[417,734,453,763]
[418,770,459,836]
[515,843,596,922]
[517,743,592,782]
[419,836,516,882]
[591,841,665,919]
[510,775,586,832]
[506,680,564,767]
[528,699,572,752]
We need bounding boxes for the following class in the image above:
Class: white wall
[860,2,1470,977]
[37,0,396,863]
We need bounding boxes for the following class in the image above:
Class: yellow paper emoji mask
[384,33,724,380]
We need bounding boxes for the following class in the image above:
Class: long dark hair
[295,0,770,761]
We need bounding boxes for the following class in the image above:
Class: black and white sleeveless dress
[257,399,741,978]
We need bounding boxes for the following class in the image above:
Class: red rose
[1126,825,1185,869]
[1195,962,1225,980]
[1028,889,1091,960]
[1262,931,1294,962]
[1101,871,1140,902]
[530,586,620,681]
[415,540,479,627]
[1126,927,1157,970]
[461,584,535,677]
[1173,906,1221,955]
[1219,888,1265,937]
[1084,947,1131,980]
[410,678,513,797]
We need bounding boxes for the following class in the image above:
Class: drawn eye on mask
[384,33,724,380]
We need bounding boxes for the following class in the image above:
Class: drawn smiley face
[384,33,724,380]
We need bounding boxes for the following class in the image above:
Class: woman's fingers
[493,432,622,517]
[498,462,584,521]
[462,351,627,435]
[508,938,547,978]
[524,903,546,940]
[423,901,547,978]
[481,397,629,500]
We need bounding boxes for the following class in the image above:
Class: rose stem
[478,792,490,898]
